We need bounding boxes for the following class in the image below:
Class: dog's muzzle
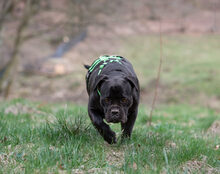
[105,106,127,123]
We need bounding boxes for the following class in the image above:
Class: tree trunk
[0,0,32,98]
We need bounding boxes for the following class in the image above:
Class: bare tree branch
[0,0,13,31]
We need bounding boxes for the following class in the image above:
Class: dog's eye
[105,98,110,103]
[121,98,127,103]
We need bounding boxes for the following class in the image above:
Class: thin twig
[148,20,163,126]
[213,0,217,32]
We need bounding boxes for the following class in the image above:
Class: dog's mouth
[105,118,120,123]
[105,113,127,124]
[105,118,127,124]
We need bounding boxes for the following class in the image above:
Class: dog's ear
[125,76,139,91]
[84,65,90,69]
[92,75,108,91]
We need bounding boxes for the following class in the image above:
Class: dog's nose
[111,109,119,115]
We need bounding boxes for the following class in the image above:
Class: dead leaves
[207,120,220,136]
[180,155,219,174]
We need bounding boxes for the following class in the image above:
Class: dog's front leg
[89,109,116,144]
[121,109,138,139]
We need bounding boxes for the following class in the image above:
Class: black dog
[85,55,140,144]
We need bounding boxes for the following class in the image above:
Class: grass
[0,99,219,173]
[1,34,220,173]
[120,34,220,103]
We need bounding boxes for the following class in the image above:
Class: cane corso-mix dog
[85,55,140,144]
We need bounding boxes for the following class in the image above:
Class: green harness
[86,55,123,96]
[88,55,122,75]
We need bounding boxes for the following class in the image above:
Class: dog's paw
[120,134,131,144]
[104,131,117,144]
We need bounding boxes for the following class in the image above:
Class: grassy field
[1,34,220,173]
[121,34,220,105]
[0,99,219,173]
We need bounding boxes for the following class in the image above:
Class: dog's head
[94,75,138,123]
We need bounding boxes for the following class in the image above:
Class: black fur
[85,57,140,144]
[84,65,90,69]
